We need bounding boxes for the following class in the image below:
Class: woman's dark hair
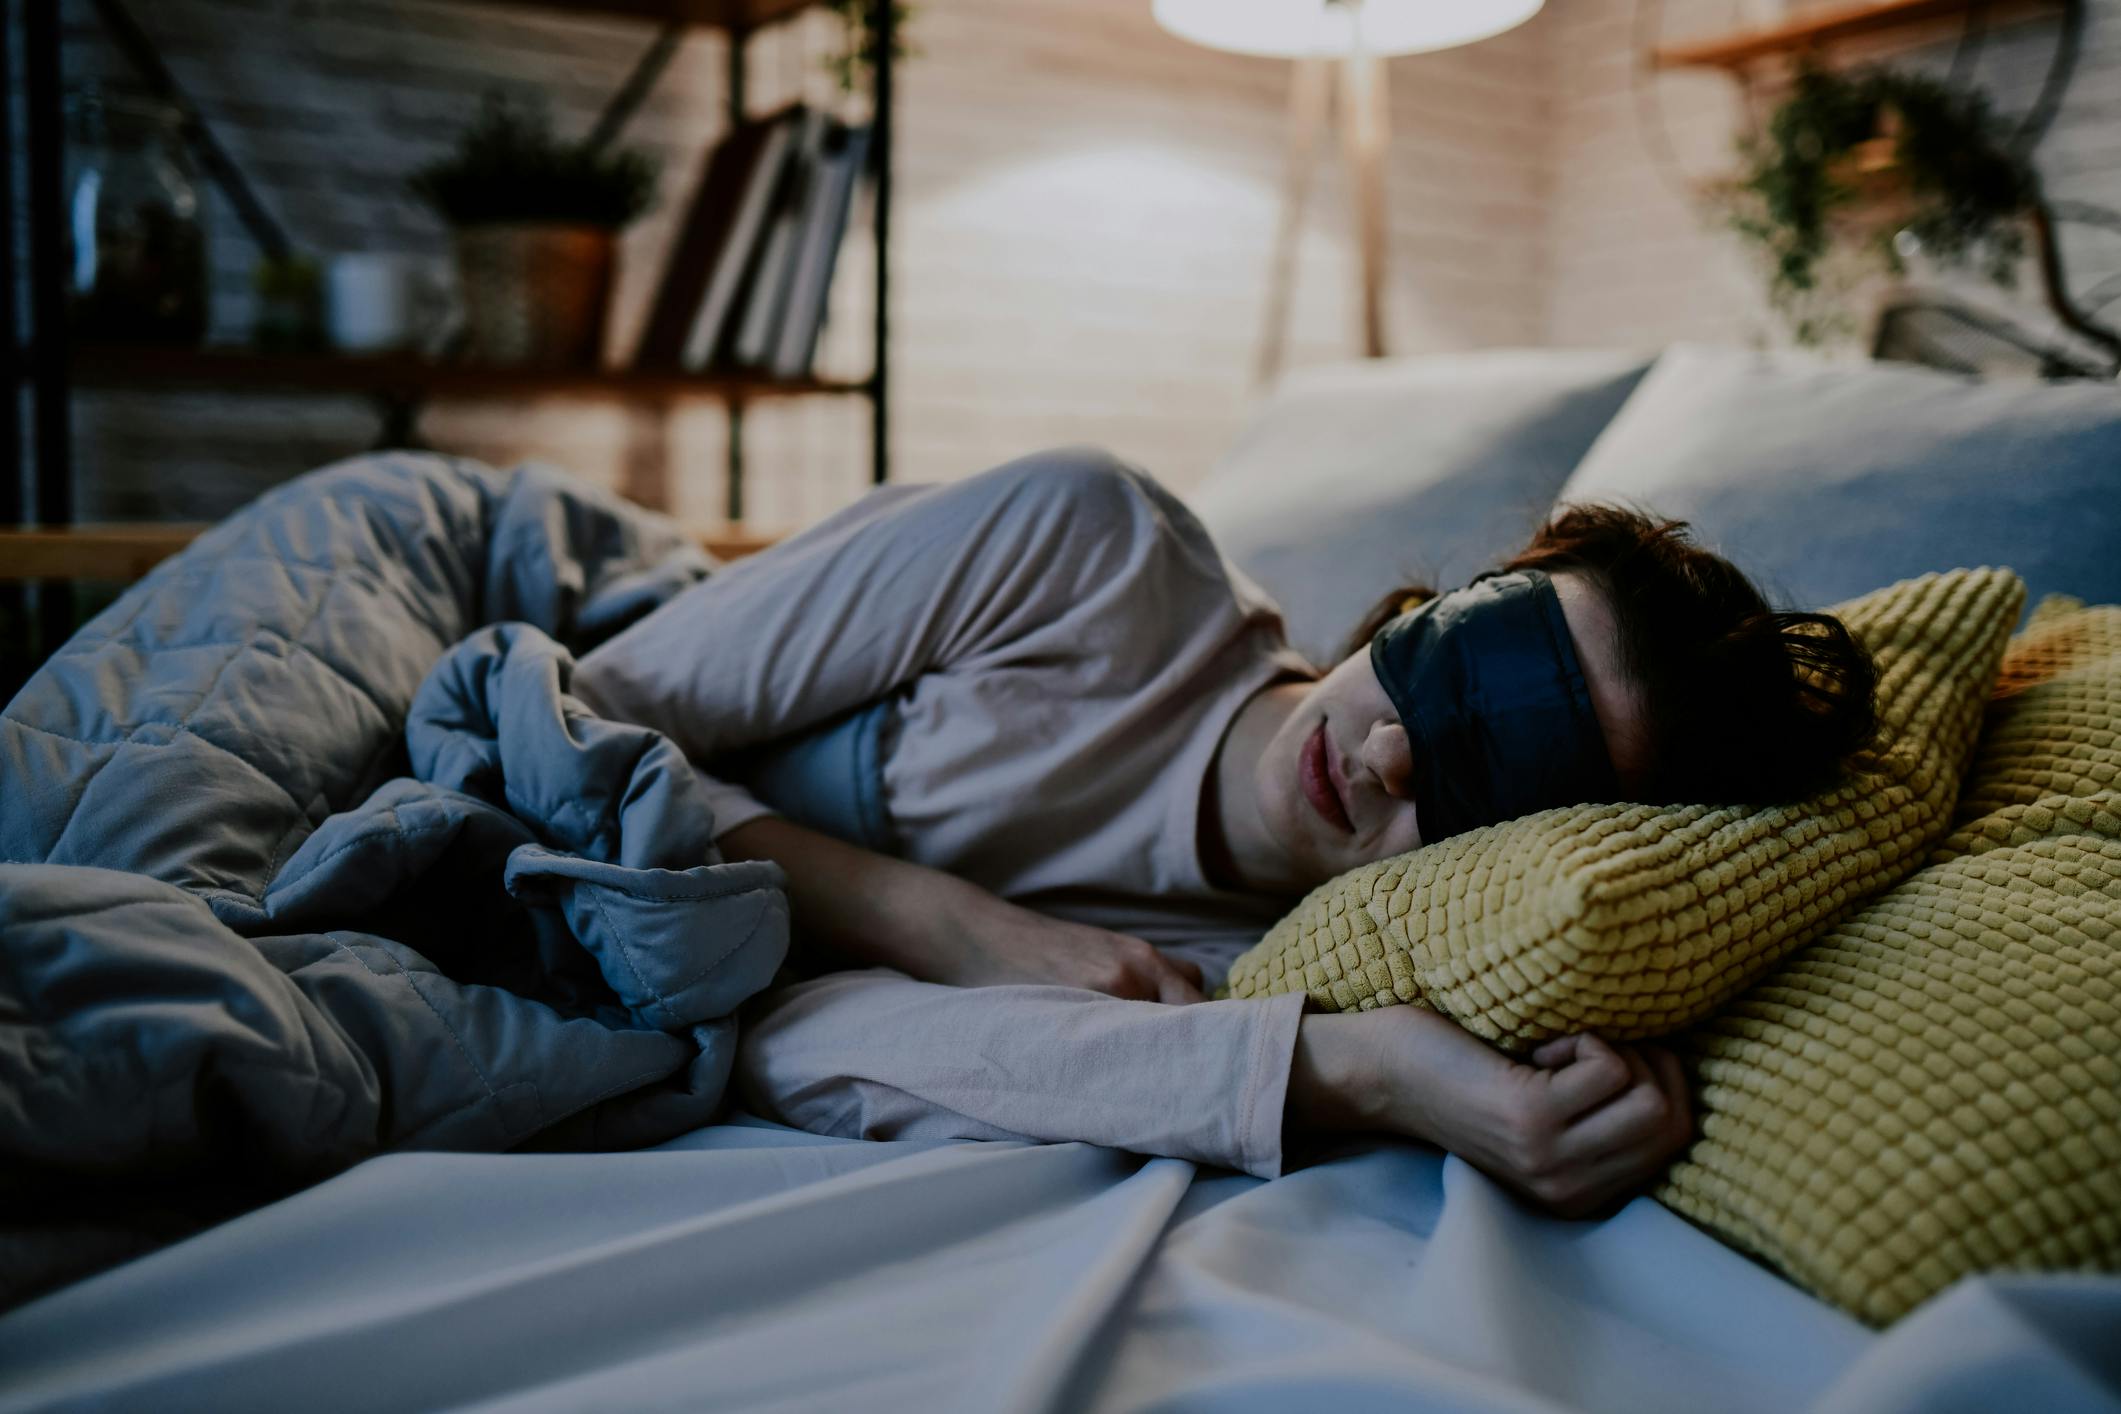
[1338,504,1880,806]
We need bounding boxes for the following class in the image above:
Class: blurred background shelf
[439,0,824,28]
[0,518,788,583]
[7,0,892,553]
[4,0,892,693]
[1649,0,2058,68]
[63,345,873,403]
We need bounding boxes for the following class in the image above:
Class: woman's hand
[1289,1004,1695,1219]
[931,885,1207,1004]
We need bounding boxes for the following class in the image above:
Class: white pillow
[1559,343,2121,616]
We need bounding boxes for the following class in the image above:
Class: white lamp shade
[1152,0,1544,57]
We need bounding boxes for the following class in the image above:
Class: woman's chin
[1322,842,1364,880]
[1265,803,1325,887]
[1267,780,1359,888]
[1297,820,1357,882]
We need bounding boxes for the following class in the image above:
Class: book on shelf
[686,105,808,372]
[769,119,872,380]
[728,106,830,372]
[633,102,801,371]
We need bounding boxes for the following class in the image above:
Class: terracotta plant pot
[453,222,615,367]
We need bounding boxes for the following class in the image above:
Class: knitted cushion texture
[1654,595,2121,1325]
[1220,567,2025,1050]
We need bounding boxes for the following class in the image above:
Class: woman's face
[1256,570,1647,884]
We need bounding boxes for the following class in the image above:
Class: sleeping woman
[571,444,1876,1219]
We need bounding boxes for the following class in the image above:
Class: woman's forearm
[1285,1003,1494,1147]
[718,815,977,979]
[718,816,1211,1001]
[1287,1009,1402,1139]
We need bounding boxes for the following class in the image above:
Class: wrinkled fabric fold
[738,969,1310,1179]
[7,1119,2100,1413]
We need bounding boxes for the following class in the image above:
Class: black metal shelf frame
[5,0,893,531]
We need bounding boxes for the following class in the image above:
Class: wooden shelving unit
[0,524,204,583]
[0,519,788,582]
[68,345,871,403]
[443,0,821,26]
[1650,0,2056,69]
[5,0,894,592]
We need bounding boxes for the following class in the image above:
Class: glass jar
[65,88,209,344]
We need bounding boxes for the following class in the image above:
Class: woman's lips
[1301,721,1354,834]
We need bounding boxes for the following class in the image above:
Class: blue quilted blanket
[0,453,790,1307]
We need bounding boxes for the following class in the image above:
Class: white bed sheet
[1,1119,2116,1413]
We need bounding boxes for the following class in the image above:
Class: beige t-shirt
[572,446,1320,951]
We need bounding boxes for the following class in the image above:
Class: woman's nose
[1366,722,1415,801]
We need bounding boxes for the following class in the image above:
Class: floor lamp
[1153,0,1543,385]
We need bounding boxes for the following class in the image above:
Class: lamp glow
[1152,0,1543,58]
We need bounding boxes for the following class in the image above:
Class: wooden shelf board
[1650,0,2035,68]
[0,524,206,582]
[0,520,788,582]
[63,345,870,403]
[430,0,822,32]
[692,522,794,560]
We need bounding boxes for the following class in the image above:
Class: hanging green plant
[1716,64,2038,345]
[822,0,918,94]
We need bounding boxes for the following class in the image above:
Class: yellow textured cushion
[1656,596,2121,1325]
[1220,567,2025,1050]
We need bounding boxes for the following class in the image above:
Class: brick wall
[32,0,1554,526]
[24,0,2119,533]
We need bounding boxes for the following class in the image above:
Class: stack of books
[633,102,874,380]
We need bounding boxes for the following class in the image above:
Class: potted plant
[411,93,657,367]
[821,0,917,92]
[1713,63,2119,369]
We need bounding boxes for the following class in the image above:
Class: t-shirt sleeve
[573,445,1247,840]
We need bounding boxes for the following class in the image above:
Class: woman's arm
[719,816,1206,1003]
[724,830,1686,1209]
[574,450,1211,836]
[1288,1003,1694,1218]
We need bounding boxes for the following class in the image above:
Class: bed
[6,1117,2117,1413]
[3,344,2118,1412]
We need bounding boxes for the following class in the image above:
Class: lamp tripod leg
[1341,46,1390,358]
[1256,55,1332,389]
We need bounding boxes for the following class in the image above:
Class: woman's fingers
[1530,1035,1579,1068]
[1157,968,1207,1006]
[1562,1041,1667,1158]
[1537,1034,1633,1120]
[1107,955,1167,1001]
[1554,1044,1697,1217]
[1149,950,1207,1005]
[1643,1044,1696,1146]
[1520,1040,1648,1209]
[1357,1020,1696,1222]
[1555,1116,1687,1219]
[1105,934,1205,1005]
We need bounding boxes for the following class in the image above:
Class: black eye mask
[1368,568,1618,844]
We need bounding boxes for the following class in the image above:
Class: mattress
[3,1118,2116,1413]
